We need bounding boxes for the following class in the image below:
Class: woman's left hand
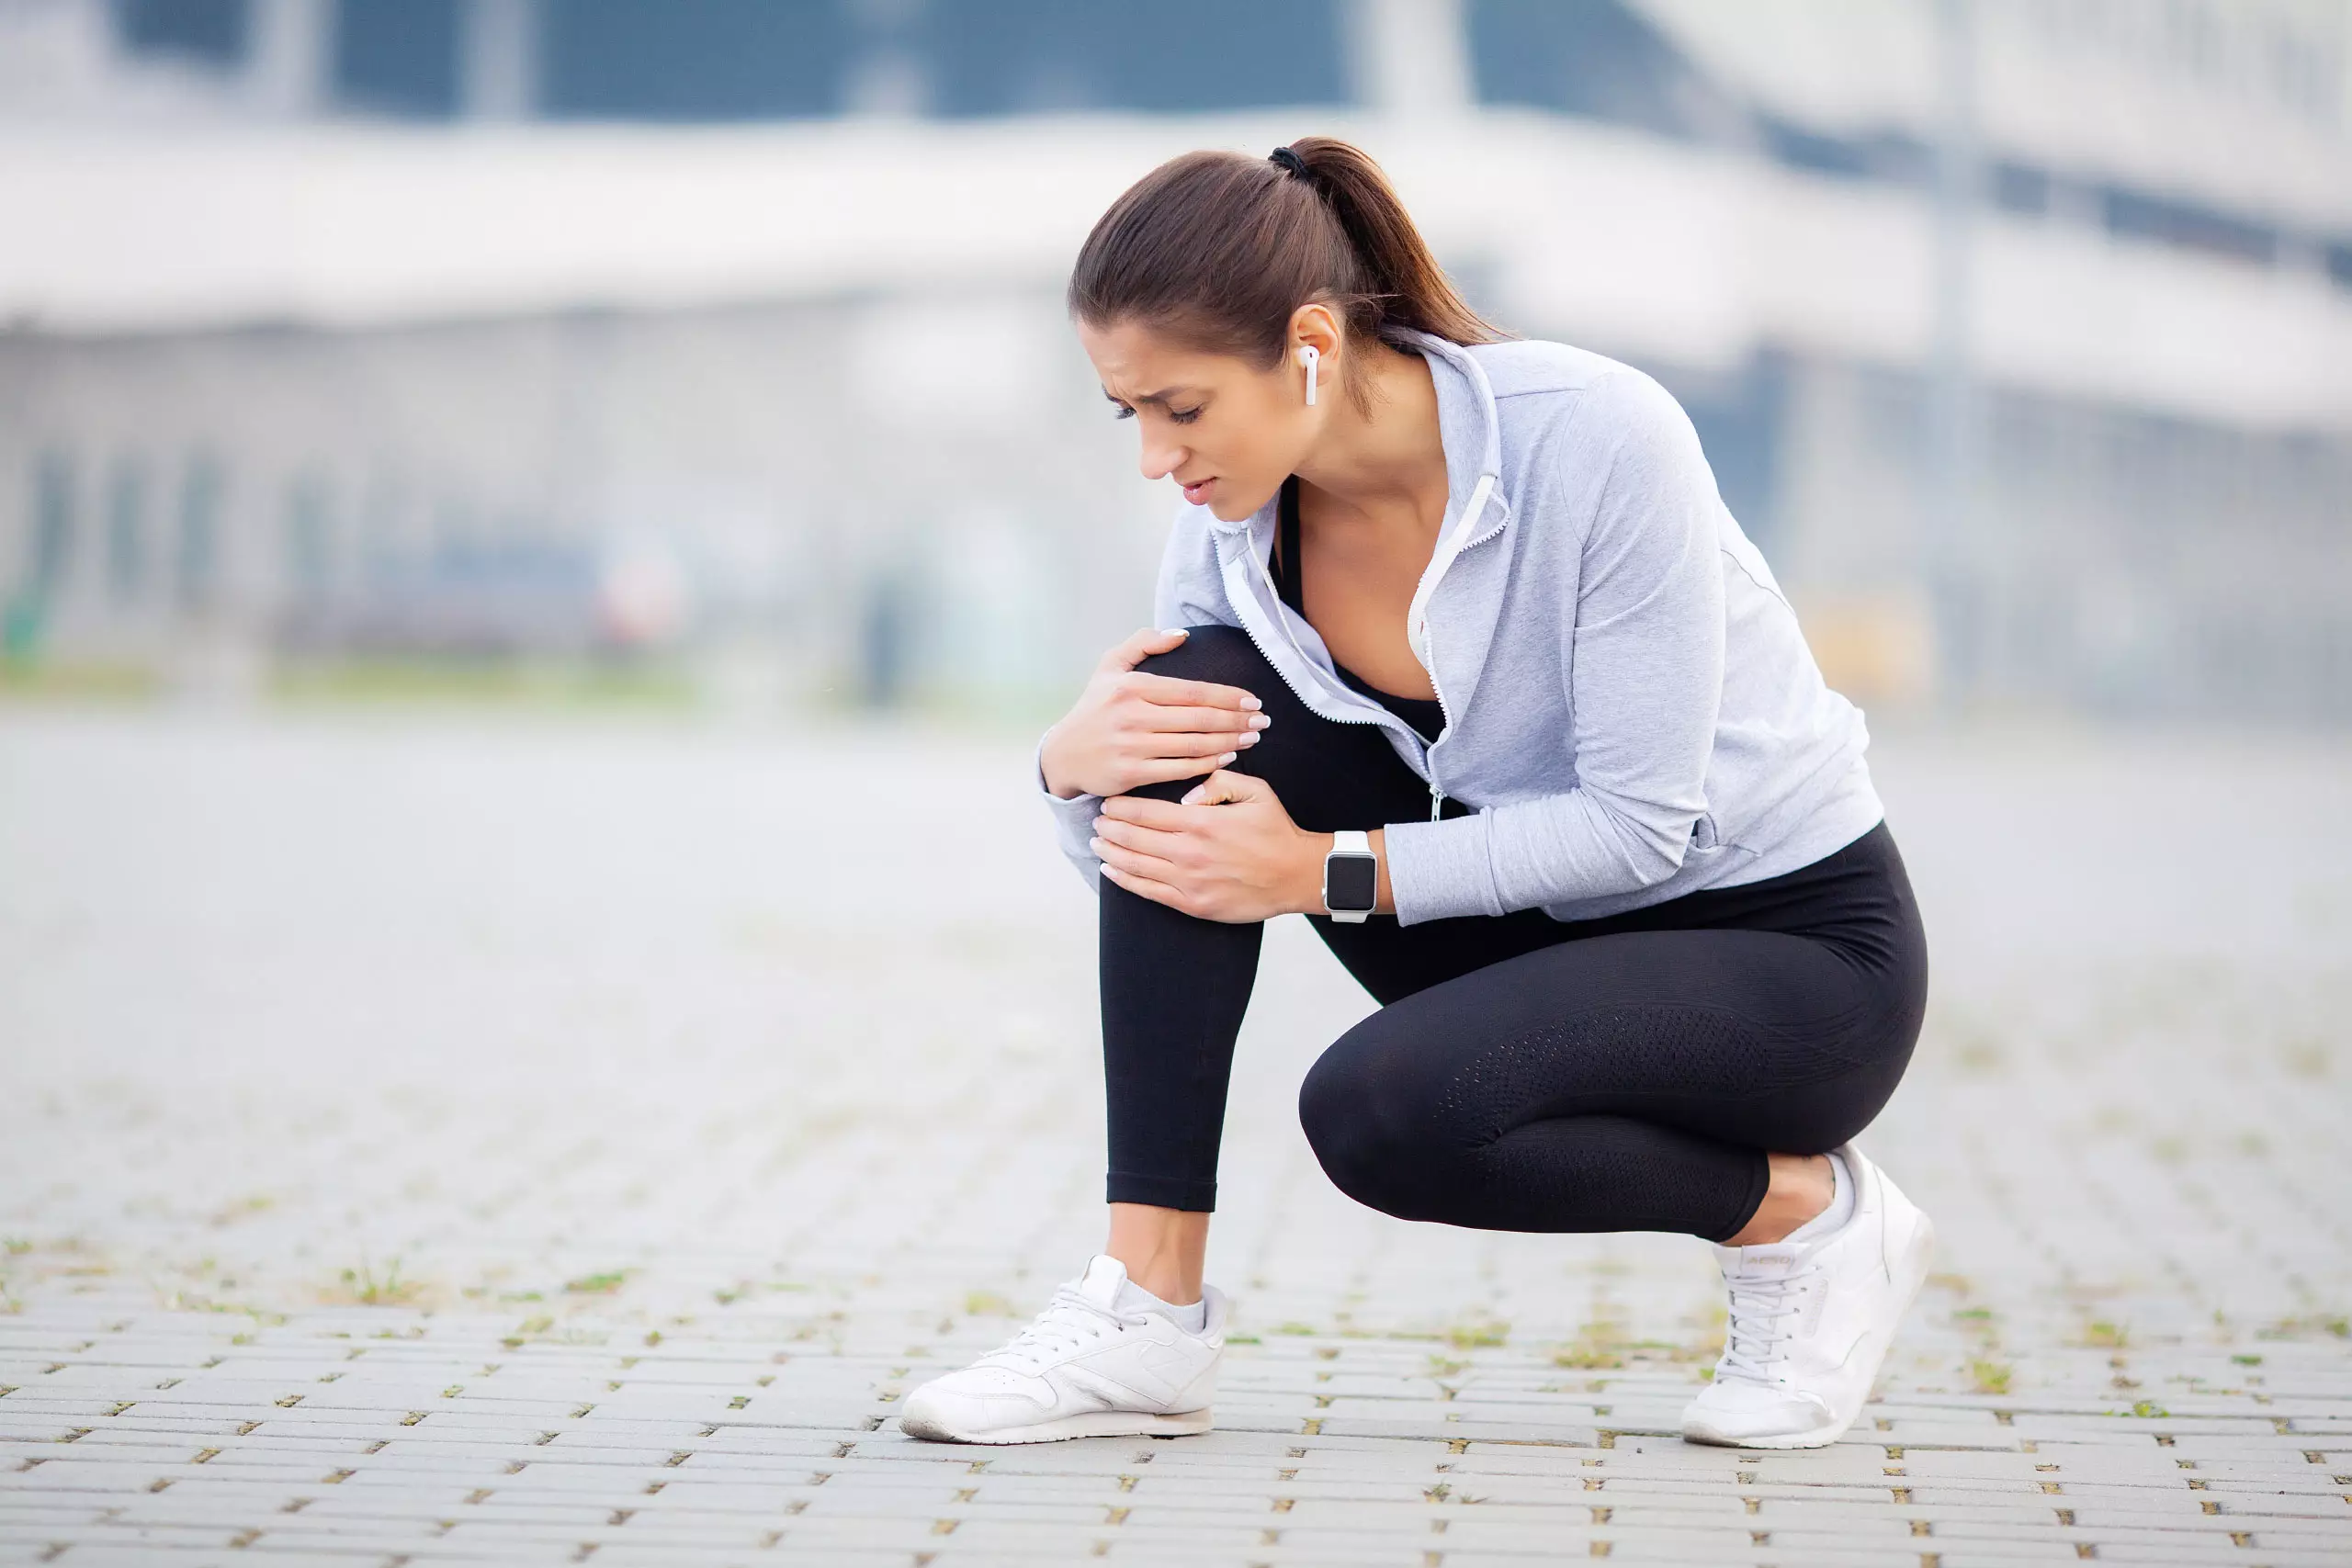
[1091,770,1323,923]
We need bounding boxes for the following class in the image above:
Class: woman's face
[1078,311,1336,523]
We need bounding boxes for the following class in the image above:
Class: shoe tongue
[1078,1254,1130,1311]
[1725,1243,1803,1275]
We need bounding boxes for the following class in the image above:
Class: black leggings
[1100,626,1928,1244]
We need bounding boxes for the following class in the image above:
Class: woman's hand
[1040,628,1270,800]
[1091,769,1329,923]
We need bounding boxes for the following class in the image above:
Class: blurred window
[1760,118,1871,180]
[107,459,147,604]
[177,455,222,611]
[1467,0,1744,142]
[334,0,461,118]
[284,477,334,598]
[1759,118,1934,189]
[2101,187,2277,267]
[26,451,75,605]
[540,0,850,120]
[922,0,1346,117]
[115,0,248,66]
[1856,365,1925,467]
[1990,161,2051,217]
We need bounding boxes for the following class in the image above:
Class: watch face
[1325,854,1377,913]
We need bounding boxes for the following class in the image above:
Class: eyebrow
[1102,385,1202,407]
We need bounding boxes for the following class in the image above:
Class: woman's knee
[1133,624,1272,694]
[1297,1032,1449,1219]
[1112,626,1277,808]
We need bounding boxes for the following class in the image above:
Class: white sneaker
[899,1254,1227,1444]
[1680,1143,1935,1450]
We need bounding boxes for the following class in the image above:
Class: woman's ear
[1287,303,1343,409]
[1286,301,1344,365]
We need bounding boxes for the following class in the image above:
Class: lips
[1180,478,1216,503]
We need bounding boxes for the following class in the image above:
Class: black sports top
[1270,474,1448,744]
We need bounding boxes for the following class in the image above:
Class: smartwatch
[1321,829,1377,923]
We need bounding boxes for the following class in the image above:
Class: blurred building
[1,0,2346,720]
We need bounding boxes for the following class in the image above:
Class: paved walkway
[2,710,2347,1566]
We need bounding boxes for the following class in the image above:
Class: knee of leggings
[1297,1050,1433,1220]
[1132,624,1271,695]
[1114,626,1275,807]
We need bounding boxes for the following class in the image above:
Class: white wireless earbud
[1297,344,1318,406]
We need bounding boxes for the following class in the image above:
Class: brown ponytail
[1067,136,1514,412]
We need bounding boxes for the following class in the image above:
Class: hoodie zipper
[1227,472,1505,822]
[1232,525,1396,741]
[1224,521,1426,822]
[1410,471,1501,819]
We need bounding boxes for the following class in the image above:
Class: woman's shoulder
[1468,338,1676,414]
[1467,339,1701,463]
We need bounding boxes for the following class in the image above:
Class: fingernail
[1248,714,1271,729]
[1160,627,1188,637]
[1237,732,1260,747]
[1218,751,1237,764]
[1239,695,1261,710]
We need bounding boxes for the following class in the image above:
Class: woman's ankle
[1105,1201,1210,1304]
[1724,1152,1835,1247]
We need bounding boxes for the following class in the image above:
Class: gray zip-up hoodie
[1038,327,1884,926]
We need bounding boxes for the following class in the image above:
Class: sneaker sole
[899,1405,1213,1445]
[1684,1209,1939,1450]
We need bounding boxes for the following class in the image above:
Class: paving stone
[1,716,2346,1563]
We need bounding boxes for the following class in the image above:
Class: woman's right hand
[1039,628,1271,800]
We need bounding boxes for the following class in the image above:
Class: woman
[901,138,1932,1451]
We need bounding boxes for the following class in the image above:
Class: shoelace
[1713,1261,1818,1387]
[974,1282,1142,1375]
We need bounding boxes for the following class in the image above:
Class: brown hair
[1067,136,1514,413]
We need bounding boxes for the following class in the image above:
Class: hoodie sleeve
[1035,505,1234,893]
[1035,735,1105,895]
[1380,371,1724,924]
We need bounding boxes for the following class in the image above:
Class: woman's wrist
[1299,828,1395,917]
[1039,725,1085,800]
[1298,831,1335,916]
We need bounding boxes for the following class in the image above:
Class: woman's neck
[1292,339,1451,539]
